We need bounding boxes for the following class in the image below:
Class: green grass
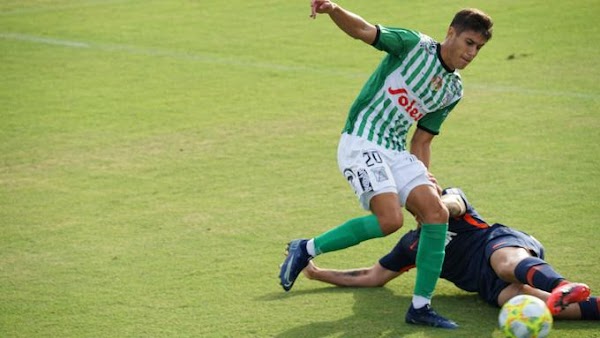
[1,0,599,337]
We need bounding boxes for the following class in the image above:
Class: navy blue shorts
[478,224,545,306]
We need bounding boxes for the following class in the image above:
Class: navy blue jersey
[438,187,491,292]
[379,187,545,305]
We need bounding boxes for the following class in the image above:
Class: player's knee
[491,248,529,283]
[435,205,450,223]
[421,203,449,224]
[493,257,521,282]
[370,193,403,235]
[495,262,515,281]
[377,212,403,235]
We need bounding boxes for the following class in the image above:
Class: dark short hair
[450,8,493,41]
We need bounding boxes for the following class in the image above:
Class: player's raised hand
[310,0,337,19]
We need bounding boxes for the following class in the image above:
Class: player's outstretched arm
[303,261,400,287]
[312,0,377,45]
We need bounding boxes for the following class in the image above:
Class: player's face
[444,28,488,70]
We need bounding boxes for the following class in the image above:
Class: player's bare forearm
[410,144,431,168]
[312,1,377,44]
[307,267,372,287]
[410,128,434,168]
[304,261,398,287]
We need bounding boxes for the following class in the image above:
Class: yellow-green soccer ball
[498,295,553,338]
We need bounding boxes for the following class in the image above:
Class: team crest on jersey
[429,76,443,91]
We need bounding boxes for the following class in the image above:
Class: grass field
[1,0,599,337]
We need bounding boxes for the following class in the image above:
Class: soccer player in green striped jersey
[279,1,493,329]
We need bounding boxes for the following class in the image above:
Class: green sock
[313,215,384,255]
[414,223,448,299]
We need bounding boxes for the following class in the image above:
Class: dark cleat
[279,239,312,292]
[405,304,459,329]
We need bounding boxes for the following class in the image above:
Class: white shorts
[337,133,433,210]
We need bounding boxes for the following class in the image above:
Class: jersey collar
[437,43,455,73]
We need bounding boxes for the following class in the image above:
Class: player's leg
[279,135,402,291]
[309,140,404,255]
[497,284,599,320]
[303,228,421,288]
[488,234,591,315]
[492,249,590,314]
[279,195,398,292]
[404,184,456,329]
[522,286,599,320]
[312,192,402,254]
[406,185,449,304]
[546,281,591,315]
[490,246,533,284]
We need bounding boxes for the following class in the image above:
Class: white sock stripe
[306,239,316,257]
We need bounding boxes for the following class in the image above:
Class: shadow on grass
[261,287,498,337]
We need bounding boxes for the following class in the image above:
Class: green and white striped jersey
[343,25,463,152]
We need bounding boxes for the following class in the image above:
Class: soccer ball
[498,295,553,338]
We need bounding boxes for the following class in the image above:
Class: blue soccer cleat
[279,239,312,292]
[405,304,459,329]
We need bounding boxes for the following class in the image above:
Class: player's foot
[279,239,312,292]
[546,282,591,315]
[405,304,459,329]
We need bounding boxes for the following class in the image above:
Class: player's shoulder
[376,25,420,38]
[417,31,437,44]
[373,25,422,53]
